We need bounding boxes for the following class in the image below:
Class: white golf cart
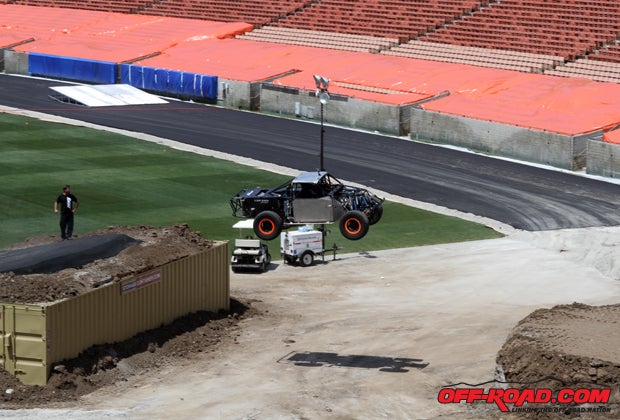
[230,220,271,273]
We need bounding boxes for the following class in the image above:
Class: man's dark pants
[60,212,74,239]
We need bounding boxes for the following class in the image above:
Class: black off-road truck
[230,171,384,241]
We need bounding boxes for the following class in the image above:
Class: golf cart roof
[232,219,255,229]
[292,171,328,184]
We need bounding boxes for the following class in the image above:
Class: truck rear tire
[253,210,283,240]
[300,251,314,267]
[369,205,383,225]
[339,210,369,240]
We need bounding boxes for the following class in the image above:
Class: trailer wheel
[339,210,369,240]
[253,210,283,240]
[300,251,314,267]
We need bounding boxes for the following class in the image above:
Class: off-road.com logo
[437,387,611,412]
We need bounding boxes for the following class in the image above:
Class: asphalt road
[2,74,620,231]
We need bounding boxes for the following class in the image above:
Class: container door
[0,304,46,385]
[13,306,47,384]
[0,305,16,376]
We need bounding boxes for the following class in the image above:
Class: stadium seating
[383,40,563,73]
[237,26,398,53]
[272,0,485,41]
[423,0,620,60]
[590,45,620,65]
[7,0,620,82]
[142,0,311,25]
[13,0,153,13]
[545,59,620,83]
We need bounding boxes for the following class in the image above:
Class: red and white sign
[438,387,611,413]
[121,270,162,294]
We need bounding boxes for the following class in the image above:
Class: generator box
[280,228,323,262]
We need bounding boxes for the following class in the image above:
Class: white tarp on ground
[50,84,168,107]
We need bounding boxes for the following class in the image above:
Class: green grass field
[0,112,503,251]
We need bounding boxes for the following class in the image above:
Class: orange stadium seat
[6,0,620,76]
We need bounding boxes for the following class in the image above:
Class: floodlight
[313,74,321,87]
[313,74,330,90]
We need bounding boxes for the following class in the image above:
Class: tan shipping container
[0,241,229,386]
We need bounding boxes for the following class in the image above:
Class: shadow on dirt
[279,351,429,372]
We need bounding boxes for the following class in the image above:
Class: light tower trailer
[280,226,339,267]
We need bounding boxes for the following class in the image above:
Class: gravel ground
[2,226,620,418]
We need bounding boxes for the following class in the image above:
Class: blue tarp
[28,53,117,84]
[121,64,218,99]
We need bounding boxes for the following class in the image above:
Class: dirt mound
[0,224,258,408]
[0,298,253,407]
[497,302,620,416]
[0,224,213,304]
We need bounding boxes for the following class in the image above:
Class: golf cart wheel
[369,205,383,225]
[339,210,369,240]
[300,251,314,267]
[253,210,283,241]
[261,254,270,272]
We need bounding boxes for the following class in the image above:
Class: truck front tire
[253,211,283,240]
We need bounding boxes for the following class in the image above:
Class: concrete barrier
[410,108,587,170]
[3,50,29,75]
[218,79,260,110]
[586,139,620,178]
[259,83,405,136]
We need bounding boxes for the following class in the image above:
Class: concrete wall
[3,50,29,75]
[410,108,585,170]
[259,83,405,136]
[586,139,620,178]
[218,79,259,110]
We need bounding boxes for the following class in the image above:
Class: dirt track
[2,226,619,418]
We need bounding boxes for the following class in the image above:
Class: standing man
[54,184,79,240]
